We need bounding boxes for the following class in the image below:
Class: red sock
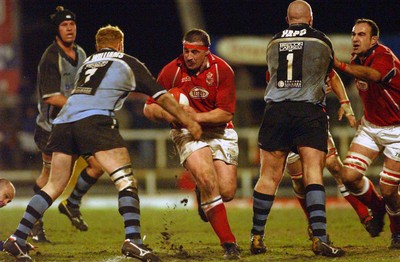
[343,194,371,222]
[356,180,385,217]
[206,203,236,244]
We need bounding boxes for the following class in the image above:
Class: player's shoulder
[209,54,234,73]
[374,43,394,57]
[115,52,149,71]
[75,44,86,54]
[310,28,332,46]
[43,42,58,56]
[39,42,59,65]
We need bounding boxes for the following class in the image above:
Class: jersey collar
[353,44,379,65]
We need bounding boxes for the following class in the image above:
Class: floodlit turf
[1,204,399,261]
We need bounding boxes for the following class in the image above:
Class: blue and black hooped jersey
[53,48,167,124]
[264,23,334,105]
[36,42,86,131]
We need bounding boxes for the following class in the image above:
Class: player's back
[264,24,333,105]
[54,48,165,124]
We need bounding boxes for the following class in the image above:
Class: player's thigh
[214,160,237,199]
[185,147,216,182]
[84,155,104,177]
[94,147,131,174]
[298,146,325,185]
[43,153,76,199]
[259,149,287,188]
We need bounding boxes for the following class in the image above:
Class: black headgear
[50,6,76,42]
[50,6,76,28]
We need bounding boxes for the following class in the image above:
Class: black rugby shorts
[34,125,52,155]
[258,101,328,153]
[46,115,126,155]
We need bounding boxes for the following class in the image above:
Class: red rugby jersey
[351,44,400,126]
[147,53,236,128]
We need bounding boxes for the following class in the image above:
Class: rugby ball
[168,87,189,106]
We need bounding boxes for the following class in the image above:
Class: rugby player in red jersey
[334,18,400,248]
[144,28,240,260]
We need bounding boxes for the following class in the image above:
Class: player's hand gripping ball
[168,87,189,106]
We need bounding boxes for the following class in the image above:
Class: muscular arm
[194,108,233,126]
[334,56,381,82]
[144,103,232,127]
[329,71,349,101]
[155,93,202,139]
[329,70,356,127]
[143,103,176,123]
[44,94,68,108]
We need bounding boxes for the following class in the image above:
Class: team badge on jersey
[206,72,214,86]
[181,76,191,83]
[189,86,209,99]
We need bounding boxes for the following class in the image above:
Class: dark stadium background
[3,0,399,177]
[20,0,400,91]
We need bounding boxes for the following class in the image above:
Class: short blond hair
[95,25,124,50]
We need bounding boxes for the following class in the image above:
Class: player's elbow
[222,112,233,123]
[363,68,382,82]
[369,72,382,82]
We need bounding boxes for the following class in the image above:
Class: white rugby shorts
[352,117,400,161]
[169,128,239,165]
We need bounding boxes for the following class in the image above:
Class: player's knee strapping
[326,147,338,159]
[290,171,303,180]
[379,167,400,186]
[290,172,305,198]
[343,152,372,176]
[109,164,137,192]
[286,152,300,165]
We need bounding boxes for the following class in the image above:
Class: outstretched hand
[338,102,356,128]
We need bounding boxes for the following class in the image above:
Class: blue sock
[306,184,327,242]
[67,169,97,209]
[118,188,141,244]
[251,190,275,235]
[14,191,53,246]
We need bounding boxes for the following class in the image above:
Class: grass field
[1,202,399,261]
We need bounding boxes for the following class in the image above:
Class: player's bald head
[287,0,313,26]
[0,178,15,208]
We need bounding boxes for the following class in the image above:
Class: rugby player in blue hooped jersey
[3,25,201,262]
[31,5,105,241]
[250,0,344,257]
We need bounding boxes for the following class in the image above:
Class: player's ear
[117,40,125,52]
[371,35,378,45]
